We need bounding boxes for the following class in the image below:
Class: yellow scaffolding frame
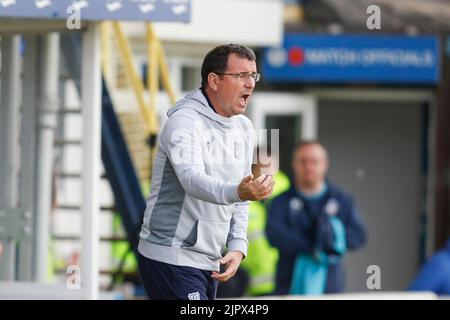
[101,21,178,175]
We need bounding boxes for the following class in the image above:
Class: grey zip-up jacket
[138,89,254,271]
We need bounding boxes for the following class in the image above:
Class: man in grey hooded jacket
[138,44,274,300]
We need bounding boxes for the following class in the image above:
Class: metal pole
[81,22,101,300]
[0,35,21,281]
[17,35,39,281]
[34,33,60,282]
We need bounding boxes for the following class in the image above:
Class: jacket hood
[167,88,236,128]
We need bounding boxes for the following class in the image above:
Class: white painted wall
[123,0,284,47]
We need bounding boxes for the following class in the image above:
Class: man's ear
[208,73,219,91]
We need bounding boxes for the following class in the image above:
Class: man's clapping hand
[237,174,275,201]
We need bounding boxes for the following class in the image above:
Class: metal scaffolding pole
[0,35,21,281]
[17,35,39,281]
[81,22,101,300]
[34,33,60,282]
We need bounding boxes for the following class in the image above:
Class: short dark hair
[201,44,256,88]
[293,140,328,158]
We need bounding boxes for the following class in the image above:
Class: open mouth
[240,94,251,106]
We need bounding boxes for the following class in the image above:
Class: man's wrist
[237,185,244,201]
[231,250,245,260]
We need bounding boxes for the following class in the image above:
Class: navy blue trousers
[138,253,218,300]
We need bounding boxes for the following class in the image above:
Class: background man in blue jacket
[266,140,367,295]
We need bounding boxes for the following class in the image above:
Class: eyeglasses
[215,72,261,83]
